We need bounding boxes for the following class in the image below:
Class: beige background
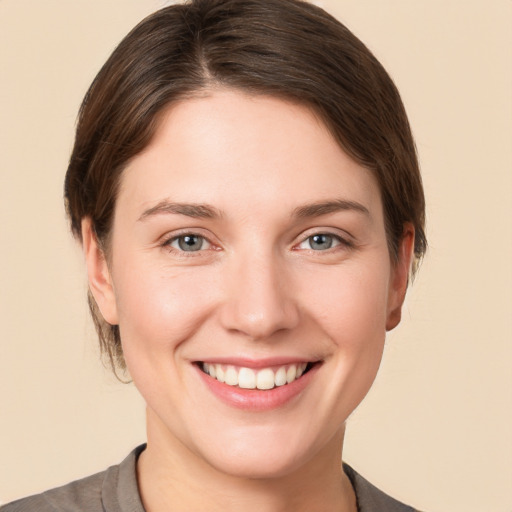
[1,0,511,510]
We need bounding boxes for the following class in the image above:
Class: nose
[219,251,300,340]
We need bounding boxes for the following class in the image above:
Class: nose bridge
[220,246,299,340]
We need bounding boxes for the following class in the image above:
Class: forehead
[118,90,382,222]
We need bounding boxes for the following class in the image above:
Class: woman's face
[86,90,411,478]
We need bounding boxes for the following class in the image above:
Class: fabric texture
[1,445,421,511]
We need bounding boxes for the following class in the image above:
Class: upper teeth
[202,363,308,390]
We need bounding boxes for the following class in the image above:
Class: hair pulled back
[65,0,426,373]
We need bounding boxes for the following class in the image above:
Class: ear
[386,223,415,331]
[82,218,119,325]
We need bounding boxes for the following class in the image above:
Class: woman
[2,0,426,510]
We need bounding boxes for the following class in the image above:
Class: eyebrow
[138,200,222,221]
[292,199,370,218]
[137,198,369,222]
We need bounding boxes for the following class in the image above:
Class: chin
[191,423,336,481]
[205,447,309,480]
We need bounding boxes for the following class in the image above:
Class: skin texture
[83,90,413,511]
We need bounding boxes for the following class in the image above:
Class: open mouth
[198,361,317,390]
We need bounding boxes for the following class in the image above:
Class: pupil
[311,234,332,250]
[179,235,202,251]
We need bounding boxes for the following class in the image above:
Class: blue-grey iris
[178,235,204,251]
[309,234,333,250]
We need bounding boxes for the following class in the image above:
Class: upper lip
[195,356,320,369]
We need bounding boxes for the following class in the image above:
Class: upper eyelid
[295,233,347,249]
[157,227,354,249]
[295,227,354,244]
[160,228,215,243]
[291,227,359,253]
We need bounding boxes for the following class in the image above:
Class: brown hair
[65,0,426,373]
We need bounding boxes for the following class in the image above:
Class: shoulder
[0,445,145,512]
[343,463,424,512]
[0,471,106,512]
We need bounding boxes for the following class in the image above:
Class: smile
[200,362,312,390]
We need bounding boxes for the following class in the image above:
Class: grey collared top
[1,445,422,512]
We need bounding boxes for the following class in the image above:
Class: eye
[167,234,211,252]
[297,233,343,251]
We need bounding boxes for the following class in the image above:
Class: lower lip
[195,364,319,411]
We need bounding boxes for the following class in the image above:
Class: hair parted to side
[64,0,426,375]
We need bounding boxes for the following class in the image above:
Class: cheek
[301,260,391,344]
[112,260,219,355]
[301,258,390,407]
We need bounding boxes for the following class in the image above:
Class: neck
[137,408,357,512]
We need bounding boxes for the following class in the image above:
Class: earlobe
[82,218,119,325]
[386,224,415,331]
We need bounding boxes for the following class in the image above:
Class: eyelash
[295,232,354,252]
[160,230,353,256]
[161,232,214,256]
